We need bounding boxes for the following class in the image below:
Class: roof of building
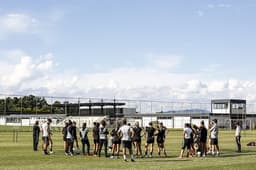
[211,99,246,103]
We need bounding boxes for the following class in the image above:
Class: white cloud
[0,52,256,104]
[0,13,38,33]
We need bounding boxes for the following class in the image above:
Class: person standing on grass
[80,123,90,156]
[144,122,156,158]
[42,119,52,155]
[118,119,135,162]
[133,122,143,158]
[62,122,68,153]
[199,121,207,157]
[66,120,74,156]
[72,121,80,152]
[235,122,242,153]
[98,120,109,157]
[33,120,40,151]
[210,119,220,156]
[93,122,100,156]
[110,123,121,159]
[179,123,193,158]
[156,122,167,158]
[48,122,54,154]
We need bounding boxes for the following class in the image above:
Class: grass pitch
[1,126,256,170]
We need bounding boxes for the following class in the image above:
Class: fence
[1,94,256,129]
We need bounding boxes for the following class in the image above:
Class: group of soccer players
[33,118,222,161]
[179,119,220,158]
[89,119,168,161]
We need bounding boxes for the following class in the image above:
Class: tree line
[0,95,64,115]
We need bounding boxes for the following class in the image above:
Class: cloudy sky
[0,0,256,103]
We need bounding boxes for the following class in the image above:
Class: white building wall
[174,116,190,129]
[191,119,209,129]
[127,118,142,127]
[0,117,6,125]
[158,119,173,128]
[142,117,157,127]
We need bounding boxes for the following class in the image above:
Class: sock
[123,155,127,160]
[131,154,134,159]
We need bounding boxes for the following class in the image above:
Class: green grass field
[1,126,256,170]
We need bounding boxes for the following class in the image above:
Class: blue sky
[0,0,256,102]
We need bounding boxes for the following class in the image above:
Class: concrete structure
[211,99,247,128]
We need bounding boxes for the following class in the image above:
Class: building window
[213,103,228,109]
[232,104,244,109]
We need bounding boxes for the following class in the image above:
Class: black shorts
[157,138,164,144]
[211,138,218,145]
[63,136,67,142]
[200,138,207,144]
[113,139,121,145]
[147,137,155,144]
[42,137,49,145]
[133,138,141,143]
[94,139,100,144]
[122,140,132,149]
[182,139,191,150]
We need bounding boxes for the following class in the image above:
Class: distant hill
[158,109,210,114]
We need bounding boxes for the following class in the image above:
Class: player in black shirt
[156,122,167,157]
[144,122,156,158]
[93,122,100,155]
[133,122,143,158]
[33,121,40,151]
[72,121,79,153]
[200,121,207,157]
[62,122,68,153]
[110,123,121,159]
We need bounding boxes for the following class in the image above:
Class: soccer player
[33,120,40,151]
[42,118,52,155]
[80,123,90,155]
[156,122,167,157]
[110,123,121,159]
[199,121,207,157]
[93,122,100,156]
[133,122,143,158]
[210,119,220,156]
[65,120,74,156]
[144,122,156,158]
[72,121,80,152]
[48,121,54,154]
[179,123,193,158]
[118,119,135,162]
[235,122,242,152]
[98,120,109,157]
[62,122,68,153]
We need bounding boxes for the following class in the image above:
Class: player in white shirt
[118,119,135,162]
[210,119,220,156]
[98,120,109,157]
[42,119,52,155]
[179,123,193,158]
[235,122,241,152]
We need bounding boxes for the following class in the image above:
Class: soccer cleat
[131,159,135,162]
